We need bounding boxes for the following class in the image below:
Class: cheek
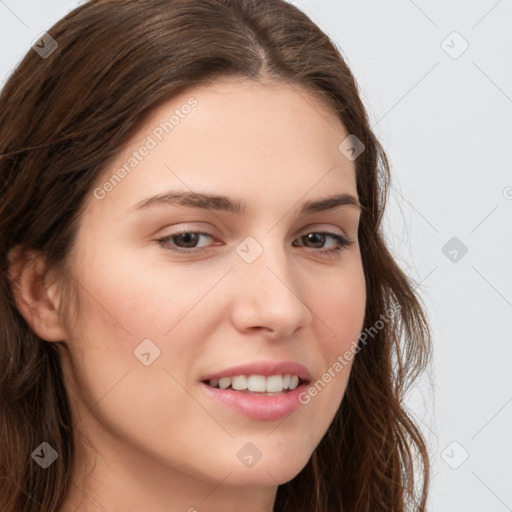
[313,261,367,348]
[70,245,219,339]
[61,250,233,416]
[60,262,217,473]
[293,261,366,432]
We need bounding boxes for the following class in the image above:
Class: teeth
[231,375,248,390]
[266,375,283,392]
[247,375,266,392]
[208,374,302,392]
[218,377,231,390]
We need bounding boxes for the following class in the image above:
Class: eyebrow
[129,190,362,215]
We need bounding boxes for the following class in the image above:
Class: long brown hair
[0,0,432,510]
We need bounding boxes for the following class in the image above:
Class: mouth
[202,374,308,395]
[199,361,313,420]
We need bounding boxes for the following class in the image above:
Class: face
[55,78,366,497]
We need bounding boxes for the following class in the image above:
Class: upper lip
[201,361,312,382]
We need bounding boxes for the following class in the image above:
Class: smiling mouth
[202,374,307,394]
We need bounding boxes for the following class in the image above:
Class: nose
[229,239,313,339]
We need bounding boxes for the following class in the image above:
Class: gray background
[1,1,511,510]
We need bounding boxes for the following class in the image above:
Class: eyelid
[156,222,350,241]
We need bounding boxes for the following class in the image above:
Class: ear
[8,246,67,342]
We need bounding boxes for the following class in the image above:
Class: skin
[12,77,366,512]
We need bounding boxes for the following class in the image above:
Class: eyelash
[157,230,354,257]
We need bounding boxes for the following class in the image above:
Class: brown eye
[294,232,354,256]
[158,231,214,252]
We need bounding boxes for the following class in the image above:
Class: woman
[0,0,432,510]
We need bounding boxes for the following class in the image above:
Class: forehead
[88,77,357,218]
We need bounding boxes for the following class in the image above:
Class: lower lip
[199,381,309,421]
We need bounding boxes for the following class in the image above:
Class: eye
[156,230,354,256]
[158,231,214,252]
[293,232,354,256]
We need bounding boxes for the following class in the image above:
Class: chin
[221,449,312,487]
